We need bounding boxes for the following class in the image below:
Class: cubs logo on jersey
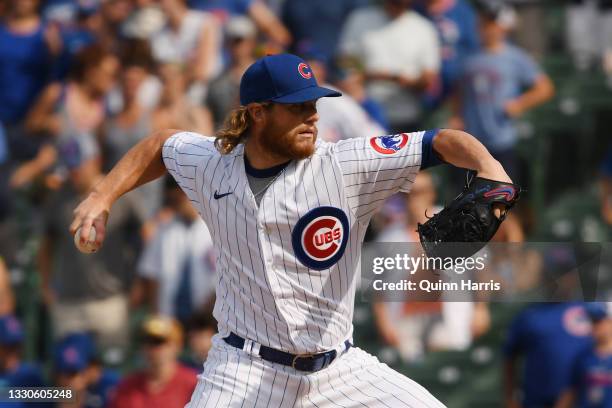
[292,206,349,270]
[369,134,410,155]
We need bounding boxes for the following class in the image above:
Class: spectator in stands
[374,172,490,360]
[43,0,83,26]
[97,0,133,51]
[135,176,216,326]
[102,40,155,169]
[333,59,389,131]
[206,16,258,130]
[556,302,612,408]
[299,45,386,142]
[0,315,46,394]
[151,0,221,103]
[339,0,441,133]
[504,303,594,408]
[187,0,291,47]
[47,0,133,52]
[565,0,612,73]
[51,1,101,80]
[600,147,612,226]
[507,0,548,61]
[152,63,214,136]
[39,149,142,358]
[0,258,13,315]
[182,312,217,369]
[53,333,120,408]
[450,0,554,183]
[121,0,166,41]
[109,315,197,408]
[102,40,163,222]
[0,0,59,161]
[417,0,480,105]
[25,44,119,178]
[282,0,368,61]
[373,172,441,359]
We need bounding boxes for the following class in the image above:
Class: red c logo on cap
[298,63,312,79]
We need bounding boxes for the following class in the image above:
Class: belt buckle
[291,353,316,370]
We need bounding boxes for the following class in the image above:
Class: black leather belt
[223,332,352,372]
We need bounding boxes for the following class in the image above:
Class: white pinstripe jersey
[162,130,437,354]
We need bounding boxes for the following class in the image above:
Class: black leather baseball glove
[417,173,521,259]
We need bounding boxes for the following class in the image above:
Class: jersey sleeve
[333,129,442,220]
[162,131,216,205]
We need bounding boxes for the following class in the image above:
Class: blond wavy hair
[215,103,273,154]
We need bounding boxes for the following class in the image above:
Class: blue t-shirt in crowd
[187,0,253,21]
[459,43,541,152]
[0,23,52,124]
[570,349,612,408]
[282,0,368,61]
[504,303,594,408]
[417,0,479,99]
[84,370,120,408]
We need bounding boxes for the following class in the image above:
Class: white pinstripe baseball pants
[186,334,446,408]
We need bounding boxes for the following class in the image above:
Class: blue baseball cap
[0,315,24,346]
[239,53,341,105]
[585,302,609,322]
[54,333,95,373]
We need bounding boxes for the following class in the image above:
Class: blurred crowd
[0,0,612,407]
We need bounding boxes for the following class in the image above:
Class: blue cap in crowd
[77,0,101,17]
[585,303,609,323]
[54,333,95,373]
[239,54,341,105]
[0,315,24,346]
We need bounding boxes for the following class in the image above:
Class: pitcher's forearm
[433,128,510,182]
[93,129,179,206]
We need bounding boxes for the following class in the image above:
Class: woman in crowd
[25,44,119,174]
[152,63,213,135]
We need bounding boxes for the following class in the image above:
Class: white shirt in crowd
[138,216,217,317]
[316,84,386,142]
[361,11,440,79]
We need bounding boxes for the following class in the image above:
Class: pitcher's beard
[262,128,317,160]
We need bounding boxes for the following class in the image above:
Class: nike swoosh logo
[213,191,233,199]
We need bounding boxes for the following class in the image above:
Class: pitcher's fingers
[79,218,95,244]
[70,203,88,235]
[69,214,84,236]
[92,217,107,246]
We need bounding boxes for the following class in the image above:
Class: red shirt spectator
[110,315,198,408]
[110,364,197,408]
